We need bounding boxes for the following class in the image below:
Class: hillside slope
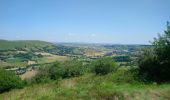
[0,40,54,50]
[0,73,170,100]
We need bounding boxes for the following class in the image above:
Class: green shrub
[33,73,51,83]
[138,48,159,81]
[49,61,64,80]
[32,65,51,83]
[138,22,170,83]
[59,60,85,78]
[93,57,117,75]
[110,68,138,83]
[0,69,25,93]
[49,60,85,79]
[33,60,85,83]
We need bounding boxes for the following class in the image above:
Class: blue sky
[0,0,170,44]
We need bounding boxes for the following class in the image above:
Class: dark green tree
[138,22,170,82]
[153,22,170,62]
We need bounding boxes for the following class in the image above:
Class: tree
[153,22,170,62]
[138,22,170,82]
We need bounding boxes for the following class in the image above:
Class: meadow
[1,72,170,100]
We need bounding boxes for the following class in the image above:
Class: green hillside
[0,73,170,100]
[0,40,54,50]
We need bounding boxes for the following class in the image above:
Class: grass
[33,53,69,64]
[0,40,54,50]
[0,60,27,68]
[0,72,170,100]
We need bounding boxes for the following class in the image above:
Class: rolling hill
[0,40,54,50]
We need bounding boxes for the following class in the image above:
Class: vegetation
[1,72,170,100]
[0,69,25,93]
[0,23,170,99]
[138,22,170,83]
[0,40,54,51]
[113,55,131,62]
[93,57,117,75]
[33,60,85,83]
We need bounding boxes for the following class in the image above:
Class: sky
[0,0,170,44]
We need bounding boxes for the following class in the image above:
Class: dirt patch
[20,70,38,80]
[34,52,53,56]
[28,61,36,65]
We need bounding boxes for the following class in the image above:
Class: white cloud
[65,33,96,37]
[15,35,21,39]
[66,33,79,36]
[90,33,96,37]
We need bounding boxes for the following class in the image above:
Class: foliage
[60,60,85,78]
[93,57,117,75]
[33,73,51,84]
[138,22,170,82]
[0,69,25,93]
[110,68,138,83]
[31,63,56,83]
[153,22,170,62]
[138,48,160,82]
[48,60,85,79]
[33,60,85,83]
[113,55,131,62]
[1,72,170,100]
[49,62,64,80]
[32,64,51,83]
[14,52,36,60]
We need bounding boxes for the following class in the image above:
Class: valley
[0,39,169,100]
[0,40,147,77]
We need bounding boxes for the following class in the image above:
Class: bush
[56,60,85,78]
[138,48,170,83]
[49,61,64,80]
[93,57,117,75]
[111,69,138,83]
[32,64,51,83]
[46,61,84,80]
[138,22,170,83]
[0,69,25,93]
[33,73,51,83]
[138,49,158,81]
[33,60,85,83]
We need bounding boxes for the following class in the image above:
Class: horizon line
[0,39,151,45]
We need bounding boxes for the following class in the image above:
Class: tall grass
[1,70,170,100]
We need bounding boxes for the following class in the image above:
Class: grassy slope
[0,40,70,68]
[0,73,170,100]
[0,40,54,50]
